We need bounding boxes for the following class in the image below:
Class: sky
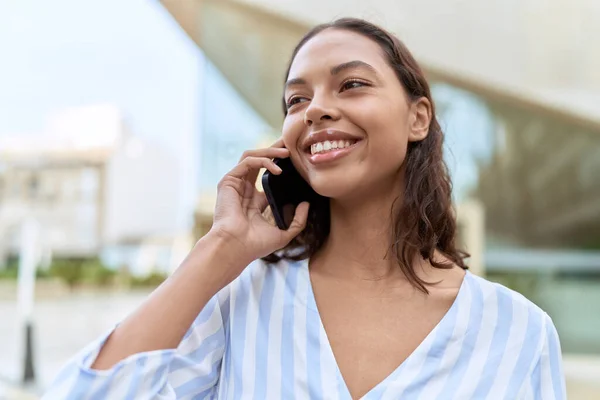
[0,0,203,228]
[0,0,200,142]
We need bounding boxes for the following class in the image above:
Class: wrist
[177,231,250,292]
[204,228,255,266]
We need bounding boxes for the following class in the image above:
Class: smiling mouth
[308,139,359,155]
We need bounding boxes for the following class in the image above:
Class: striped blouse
[43,258,566,399]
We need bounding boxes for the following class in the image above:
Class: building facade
[0,104,186,274]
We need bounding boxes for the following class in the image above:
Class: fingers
[237,146,290,185]
[269,138,285,148]
[227,157,282,181]
[281,202,310,243]
[237,146,289,163]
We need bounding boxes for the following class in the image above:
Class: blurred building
[474,116,600,249]
[0,104,186,274]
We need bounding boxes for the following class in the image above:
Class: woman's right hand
[86,141,310,372]
[202,140,310,282]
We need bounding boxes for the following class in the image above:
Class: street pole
[17,217,40,385]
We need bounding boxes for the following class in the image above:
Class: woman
[44,18,565,399]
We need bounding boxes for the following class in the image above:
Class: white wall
[103,135,181,244]
[233,0,600,118]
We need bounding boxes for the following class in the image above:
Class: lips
[302,129,363,153]
[306,139,363,165]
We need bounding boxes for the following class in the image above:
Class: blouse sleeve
[530,313,567,399]
[41,287,230,400]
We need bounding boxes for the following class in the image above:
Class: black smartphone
[261,157,319,230]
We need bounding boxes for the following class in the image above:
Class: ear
[408,97,432,142]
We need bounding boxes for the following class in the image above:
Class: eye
[340,79,369,92]
[286,96,309,110]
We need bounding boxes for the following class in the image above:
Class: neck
[313,181,404,281]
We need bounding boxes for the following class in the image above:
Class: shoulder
[465,272,557,352]
[464,273,565,396]
[466,271,548,321]
[466,272,556,343]
[461,274,559,369]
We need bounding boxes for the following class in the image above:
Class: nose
[304,96,340,127]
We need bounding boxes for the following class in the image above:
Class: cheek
[281,114,303,151]
[370,135,408,169]
[351,104,410,167]
[359,100,410,147]
[281,115,310,179]
[350,94,408,130]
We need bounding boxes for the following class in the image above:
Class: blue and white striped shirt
[43,259,566,399]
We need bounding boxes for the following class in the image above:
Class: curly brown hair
[263,18,468,293]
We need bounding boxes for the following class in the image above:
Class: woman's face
[282,28,430,200]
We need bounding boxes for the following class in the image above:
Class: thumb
[281,202,310,242]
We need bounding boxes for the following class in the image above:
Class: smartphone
[262,157,319,230]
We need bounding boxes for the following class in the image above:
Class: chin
[308,172,362,199]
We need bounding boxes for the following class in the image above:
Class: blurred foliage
[32,258,163,289]
[487,271,541,297]
[485,271,560,310]
[0,250,166,288]
[0,265,18,279]
[130,271,167,287]
[0,256,19,279]
[81,258,117,286]
[48,258,87,289]
[579,239,600,250]
[36,267,52,278]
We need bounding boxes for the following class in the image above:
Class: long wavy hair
[263,18,468,292]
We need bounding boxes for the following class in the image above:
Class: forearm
[91,233,243,370]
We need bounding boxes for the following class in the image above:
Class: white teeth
[310,139,356,155]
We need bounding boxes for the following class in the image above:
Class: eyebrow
[330,60,377,76]
[284,77,307,90]
[284,60,377,91]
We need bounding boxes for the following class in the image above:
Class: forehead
[288,28,389,78]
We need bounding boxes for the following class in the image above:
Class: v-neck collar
[300,259,471,399]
